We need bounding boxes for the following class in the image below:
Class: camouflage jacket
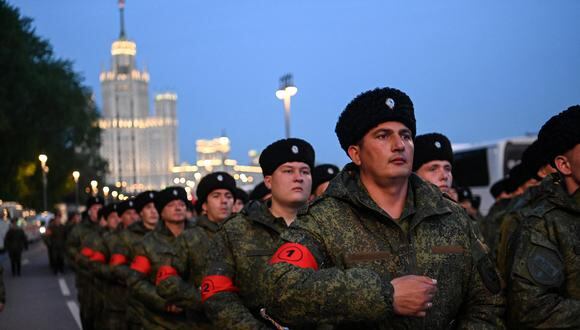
[495,176,556,281]
[482,198,511,254]
[65,219,99,274]
[156,215,219,309]
[111,221,153,324]
[507,177,580,328]
[203,200,288,330]
[264,165,505,329]
[127,220,196,330]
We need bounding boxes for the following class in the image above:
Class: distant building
[172,136,262,200]
[98,3,178,192]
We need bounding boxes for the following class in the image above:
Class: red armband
[130,255,152,275]
[81,247,94,258]
[155,265,178,285]
[90,251,106,264]
[200,275,239,303]
[269,242,319,271]
[109,253,128,266]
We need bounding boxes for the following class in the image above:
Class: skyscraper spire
[119,0,126,39]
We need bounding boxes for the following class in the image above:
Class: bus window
[452,148,489,187]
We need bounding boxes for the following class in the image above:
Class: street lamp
[275,74,298,139]
[103,186,110,202]
[90,180,98,196]
[38,154,49,211]
[72,171,80,209]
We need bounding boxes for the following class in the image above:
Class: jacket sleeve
[263,214,393,326]
[508,218,580,328]
[202,229,270,330]
[65,226,81,271]
[126,242,168,312]
[456,220,506,330]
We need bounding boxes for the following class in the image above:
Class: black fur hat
[196,172,236,205]
[538,105,580,166]
[155,186,188,214]
[335,87,415,154]
[135,190,157,213]
[312,164,340,193]
[86,196,105,209]
[412,133,453,171]
[117,199,136,216]
[259,138,315,176]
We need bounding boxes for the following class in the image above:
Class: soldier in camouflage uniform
[482,178,510,252]
[508,105,580,328]
[413,132,454,197]
[66,196,104,330]
[155,172,237,327]
[200,138,315,329]
[264,87,505,329]
[80,203,120,329]
[311,164,339,198]
[110,191,159,330]
[127,186,194,329]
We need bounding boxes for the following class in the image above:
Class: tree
[0,1,107,210]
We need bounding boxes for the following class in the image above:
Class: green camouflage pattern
[264,164,505,329]
[203,200,288,330]
[81,227,110,330]
[481,198,511,256]
[127,220,196,330]
[111,221,153,327]
[495,176,556,281]
[507,176,580,328]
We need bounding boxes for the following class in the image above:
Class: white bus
[452,136,536,214]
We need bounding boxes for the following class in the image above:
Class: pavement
[0,241,80,330]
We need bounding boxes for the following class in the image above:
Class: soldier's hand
[165,304,183,314]
[391,275,437,317]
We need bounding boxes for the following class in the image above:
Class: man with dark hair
[4,218,28,276]
[201,138,315,329]
[264,87,504,328]
[508,105,580,328]
[233,187,249,213]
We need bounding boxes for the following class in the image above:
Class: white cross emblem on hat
[327,168,334,175]
[173,189,178,196]
[291,145,299,154]
[386,98,395,110]
[149,193,154,199]
[217,175,223,181]
[434,141,441,149]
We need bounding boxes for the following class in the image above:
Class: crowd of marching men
[62,86,579,329]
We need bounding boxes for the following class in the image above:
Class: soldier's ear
[347,145,362,166]
[554,155,572,176]
[263,176,273,190]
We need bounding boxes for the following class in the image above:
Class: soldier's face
[107,212,120,230]
[416,160,453,193]
[265,162,312,208]
[232,199,245,213]
[161,199,186,223]
[202,189,234,223]
[88,204,103,222]
[121,209,139,228]
[140,202,159,227]
[348,121,414,182]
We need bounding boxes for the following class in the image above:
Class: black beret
[312,164,340,193]
[412,133,453,171]
[117,199,136,216]
[86,196,105,209]
[335,87,416,153]
[249,181,271,201]
[135,190,157,213]
[234,187,249,204]
[101,203,118,219]
[259,138,315,176]
[155,186,188,214]
[489,178,508,199]
[196,172,236,205]
[538,105,580,166]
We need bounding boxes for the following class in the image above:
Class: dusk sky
[10,0,580,167]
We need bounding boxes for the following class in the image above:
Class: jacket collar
[241,200,288,234]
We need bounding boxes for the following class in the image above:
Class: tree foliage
[0,1,107,210]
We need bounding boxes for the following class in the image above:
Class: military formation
[61,87,579,329]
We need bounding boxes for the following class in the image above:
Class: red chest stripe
[269,242,319,271]
[109,253,128,266]
[200,275,239,303]
[155,265,178,285]
[90,251,106,264]
[130,255,152,275]
[81,247,94,258]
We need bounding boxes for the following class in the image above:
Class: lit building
[172,136,262,200]
[98,3,178,192]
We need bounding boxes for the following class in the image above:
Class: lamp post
[38,154,48,211]
[72,171,80,209]
[90,180,98,196]
[275,74,298,139]
[103,186,110,202]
